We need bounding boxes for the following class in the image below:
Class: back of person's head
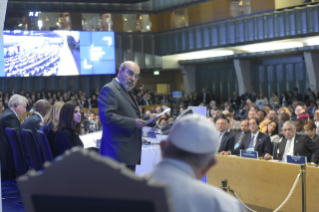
[35,99,52,118]
[58,102,81,134]
[161,114,218,175]
[41,102,64,132]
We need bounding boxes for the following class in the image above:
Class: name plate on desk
[287,155,307,164]
[240,150,258,159]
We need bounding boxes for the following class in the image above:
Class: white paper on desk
[188,106,207,117]
[146,108,171,125]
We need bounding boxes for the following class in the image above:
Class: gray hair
[9,94,27,108]
[163,142,215,169]
[283,120,295,129]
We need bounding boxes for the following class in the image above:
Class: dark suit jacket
[0,109,20,171]
[55,129,83,156]
[19,113,42,166]
[98,79,149,165]
[40,124,59,158]
[231,132,272,157]
[278,134,319,163]
[218,131,234,152]
[234,131,250,147]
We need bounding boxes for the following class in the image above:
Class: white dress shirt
[282,135,295,162]
[251,131,259,149]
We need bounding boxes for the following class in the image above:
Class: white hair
[9,94,27,107]
[283,120,295,129]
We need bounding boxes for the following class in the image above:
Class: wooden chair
[18,147,173,212]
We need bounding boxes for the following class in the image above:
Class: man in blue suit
[19,100,51,166]
[216,116,234,153]
[220,118,272,160]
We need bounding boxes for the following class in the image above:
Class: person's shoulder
[191,181,243,210]
[296,134,311,142]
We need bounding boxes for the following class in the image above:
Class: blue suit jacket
[232,132,272,157]
[218,131,234,152]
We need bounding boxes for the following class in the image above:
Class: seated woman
[266,121,280,143]
[40,102,64,158]
[55,102,83,156]
[304,121,319,146]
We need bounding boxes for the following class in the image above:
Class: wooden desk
[207,155,319,212]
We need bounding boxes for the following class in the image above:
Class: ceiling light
[179,50,234,60]
[241,42,303,53]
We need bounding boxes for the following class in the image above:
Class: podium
[207,155,319,212]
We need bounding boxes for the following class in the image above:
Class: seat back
[23,129,43,171]
[37,130,53,163]
[18,148,173,212]
[5,128,28,175]
[272,142,279,159]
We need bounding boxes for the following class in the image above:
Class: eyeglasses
[126,69,141,80]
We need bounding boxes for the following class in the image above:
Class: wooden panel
[275,0,303,10]
[251,0,275,14]
[211,0,231,22]
[150,14,158,32]
[208,155,319,212]
[156,12,174,32]
[112,14,124,32]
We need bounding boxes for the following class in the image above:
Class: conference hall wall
[195,62,238,103]
[250,55,309,100]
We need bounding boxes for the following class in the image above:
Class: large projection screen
[0,30,115,77]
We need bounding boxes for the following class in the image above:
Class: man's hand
[136,119,147,129]
[264,153,272,160]
[220,151,231,155]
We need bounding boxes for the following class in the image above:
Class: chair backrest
[37,130,53,163]
[272,142,279,159]
[23,129,43,171]
[5,128,28,175]
[18,148,173,212]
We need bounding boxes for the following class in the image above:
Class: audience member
[304,121,319,146]
[278,121,319,163]
[293,87,303,102]
[295,119,305,135]
[256,92,268,110]
[216,117,234,153]
[55,103,83,156]
[0,94,27,173]
[269,91,279,106]
[247,109,257,120]
[146,114,245,212]
[221,118,272,160]
[233,120,250,149]
[229,91,241,109]
[240,88,251,102]
[19,100,52,166]
[40,102,64,158]
[314,110,319,135]
[266,121,280,143]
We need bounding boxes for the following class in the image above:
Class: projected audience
[4,44,62,77]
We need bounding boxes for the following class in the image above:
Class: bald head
[118,61,140,91]
[35,100,52,118]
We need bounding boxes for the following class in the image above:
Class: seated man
[216,116,234,153]
[295,119,306,135]
[220,118,272,160]
[146,114,244,212]
[233,119,250,149]
[278,120,319,163]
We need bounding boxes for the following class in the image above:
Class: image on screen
[0,30,115,77]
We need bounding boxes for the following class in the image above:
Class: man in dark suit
[200,88,211,104]
[293,87,303,102]
[98,61,152,171]
[220,118,272,159]
[216,117,234,153]
[0,94,27,173]
[229,91,241,110]
[19,100,51,166]
[278,121,319,163]
[233,119,250,149]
